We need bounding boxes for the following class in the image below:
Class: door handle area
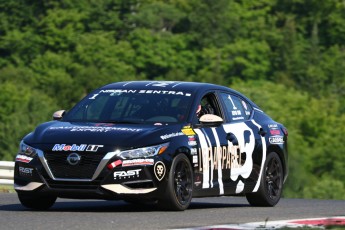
[258,128,267,137]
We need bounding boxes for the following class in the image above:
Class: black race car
[14,81,288,211]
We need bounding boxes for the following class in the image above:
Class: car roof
[102,81,230,93]
[100,81,260,109]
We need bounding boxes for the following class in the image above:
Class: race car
[14,81,288,211]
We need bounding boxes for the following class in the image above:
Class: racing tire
[158,154,193,211]
[18,193,57,210]
[246,152,283,207]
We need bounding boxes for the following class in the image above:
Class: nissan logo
[66,153,81,165]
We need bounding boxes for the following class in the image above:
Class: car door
[218,92,265,195]
[191,92,229,196]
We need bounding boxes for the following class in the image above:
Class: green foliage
[231,80,345,199]
[0,0,344,199]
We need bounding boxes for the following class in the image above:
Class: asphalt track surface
[0,193,344,230]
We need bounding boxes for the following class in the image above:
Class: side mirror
[199,114,223,127]
[53,110,66,120]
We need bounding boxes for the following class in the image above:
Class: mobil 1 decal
[194,121,265,195]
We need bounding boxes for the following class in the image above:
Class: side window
[194,93,221,123]
[220,93,251,122]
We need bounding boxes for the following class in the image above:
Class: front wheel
[246,152,284,207]
[18,193,57,210]
[158,154,193,211]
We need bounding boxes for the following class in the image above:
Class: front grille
[44,151,105,179]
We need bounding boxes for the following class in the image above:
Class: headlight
[19,140,38,157]
[116,143,169,159]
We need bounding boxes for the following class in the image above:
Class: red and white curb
[175,216,345,229]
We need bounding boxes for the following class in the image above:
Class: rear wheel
[18,193,57,210]
[158,154,193,211]
[246,152,283,207]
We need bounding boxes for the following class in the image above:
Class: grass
[0,185,15,193]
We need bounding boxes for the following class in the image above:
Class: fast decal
[16,155,33,163]
[160,132,184,140]
[114,169,141,179]
[49,126,142,132]
[52,144,104,152]
[122,159,154,167]
[19,167,33,176]
[154,161,166,181]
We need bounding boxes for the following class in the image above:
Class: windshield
[63,89,193,124]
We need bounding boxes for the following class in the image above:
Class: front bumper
[14,151,168,200]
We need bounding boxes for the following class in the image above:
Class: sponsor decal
[270,129,281,135]
[52,144,104,152]
[19,167,33,176]
[52,144,86,151]
[154,161,166,181]
[122,159,154,167]
[86,145,104,152]
[231,110,242,116]
[114,169,141,179]
[232,116,244,120]
[269,136,284,144]
[107,160,122,169]
[195,122,256,192]
[188,136,196,141]
[49,126,142,133]
[66,153,81,165]
[194,175,202,187]
[188,141,197,146]
[15,155,33,163]
[193,155,198,163]
[268,124,278,129]
[190,148,197,155]
[160,132,184,140]
[98,89,191,97]
[182,128,195,136]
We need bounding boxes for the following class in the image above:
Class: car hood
[25,121,185,150]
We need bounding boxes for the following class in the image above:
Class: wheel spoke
[173,159,192,205]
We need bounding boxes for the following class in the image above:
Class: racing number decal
[195,121,260,194]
